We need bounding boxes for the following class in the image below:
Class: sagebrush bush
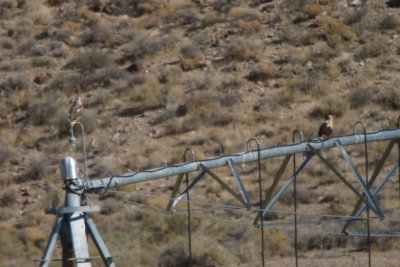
[349,86,375,109]
[23,151,47,181]
[225,37,261,61]
[376,86,400,109]
[234,19,262,35]
[0,73,29,92]
[28,96,60,126]
[309,97,349,118]
[162,3,200,26]
[120,31,177,62]
[380,13,400,30]
[64,50,113,72]
[302,3,324,18]
[0,59,28,71]
[246,63,278,82]
[0,141,13,167]
[49,70,81,94]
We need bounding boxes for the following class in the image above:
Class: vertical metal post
[60,157,91,267]
[292,129,303,267]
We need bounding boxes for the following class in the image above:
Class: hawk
[68,96,83,126]
[318,114,333,139]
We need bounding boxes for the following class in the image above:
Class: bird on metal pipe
[68,96,84,127]
[318,114,333,139]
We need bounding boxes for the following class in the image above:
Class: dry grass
[1,1,400,266]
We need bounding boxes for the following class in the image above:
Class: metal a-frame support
[166,161,251,213]
[39,157,115,267]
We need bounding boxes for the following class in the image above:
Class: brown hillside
[1,0,400,266]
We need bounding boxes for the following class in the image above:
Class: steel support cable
[354,121,371,267]
[119,198,400,239]
[248,138,264,267]
[106,190,384,221]
[111,196,400,239]
[292,129,303,267]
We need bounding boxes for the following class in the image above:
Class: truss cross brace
[307,144,380,217]
[253,155,291,226]
[334,140,384,219]
[342,161,399,233]
[341,139,396,232]
[167,163,252,212]
[255,153,313,227]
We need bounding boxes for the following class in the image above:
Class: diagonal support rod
[341,139,396,233]
[166,173,185,213]
[255,153,313,227]
[85,215,116,267]
[253,155,292,226]
[170,169,207,211]
[334,140,384,220]
[342,161,400,233]
[307,144,380,216]
[39,216,64,267]
[227,159,252,210]
[200,164,251,209]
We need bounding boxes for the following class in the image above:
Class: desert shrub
[376,56,400,71]
[31,56,55,68]
[23,151,47,181]
[349,86,375,109]
[216,77,242,92]
[343,9,366,25]
[0,36,15,50]
[354,37,389,61]
[0,73,29,93]
[0,141,13,167]
[281,0,314,10]
[229,6,258,21]
[84,66,128,89]
[0,190,15,207]
[380,13,400,30]
[180,43,199,59]
[315,15,357,48]
[375,86,400,109]
[163,3,200,26]
[297,75,326,97]
[225,37,261,61]
[131,79,165,110]
[28,95,60,126]
[120,31,177,62]
[246,63,278,82]
[183,71,213,91]
[49,70,81,94]
[63,50,113,72]
[302,3,324,18]
[277,26,322,46]
[47,0,65,6]
[0,59,28,71]
[308,97,349,118]
[17,227,46,248]
[80,24,110,46]
[234,19,262,35]
[180,58,205,71]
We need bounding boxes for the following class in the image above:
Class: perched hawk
[68,96,83,126]
[318,114,333,139]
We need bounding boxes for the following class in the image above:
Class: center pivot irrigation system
[39,120,400,266]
